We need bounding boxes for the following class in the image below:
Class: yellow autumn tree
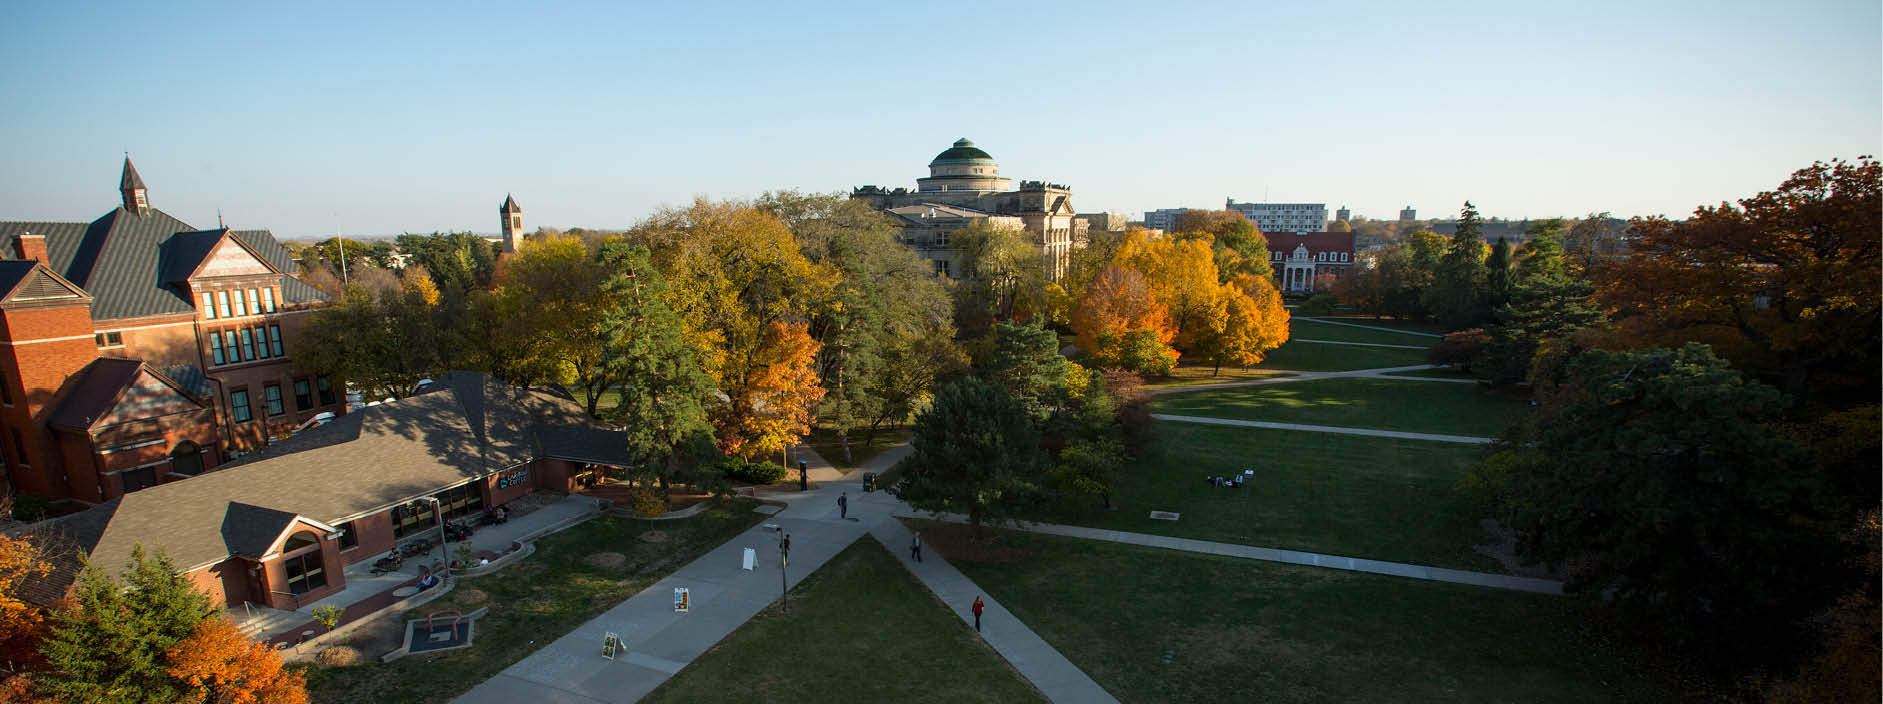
[0,531,50,670]
[715,321,827,459]
[1071,266,1174,353]
[1111,232,1222,350]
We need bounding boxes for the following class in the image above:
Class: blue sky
[2,0,1876,238]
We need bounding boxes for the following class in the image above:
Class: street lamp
[1240,469,1255,541]
[422,496,445,572]
[778,529,790,614]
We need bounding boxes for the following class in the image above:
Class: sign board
[674,587,690,613]
[602,632,620,660]
[742,548,756,571]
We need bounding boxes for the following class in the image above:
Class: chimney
[15,233,47,266]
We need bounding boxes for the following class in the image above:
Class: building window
[232,289,246,317]
[262,287,276,313]
[210,333,225,365]
[223,331,239,363]
[281,535,327,595]
[317,377,336,406]
[264,384,284,416]
[252,328,268,359]
[338,521,358,550]
[436,483,483,522]
[392,500,437,538]
[293,379,312,411]
[246,289,261,316]
[201,292,217,319]
[216,291,231,318]
[269,325,283,357]
[230,390,252,423]
[240,329,255,361]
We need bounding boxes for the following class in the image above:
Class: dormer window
[133,191,146,209]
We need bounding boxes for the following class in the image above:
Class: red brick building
[0,159,335,503]
[1265,230,1357,293]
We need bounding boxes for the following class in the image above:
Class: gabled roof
[47,359,206,431]
[221,502,303,559]
[0,261,90,306]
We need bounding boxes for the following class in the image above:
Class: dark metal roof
[120,157,145,191]
[46,358,146,430]
[160,363,214,399]
[501,194,520,213]
[931,138,995,165]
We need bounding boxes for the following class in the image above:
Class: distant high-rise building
[1335,205,1350,222]
[1225,198,1326,233]
[1142,208,1187,232]
[1399,205,1417,221]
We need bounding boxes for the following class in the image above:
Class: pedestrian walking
[971,596,985,632]
[783,533,791,558]
[837,491,848,519]
[910,533,923,562]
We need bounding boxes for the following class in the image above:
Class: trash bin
[862,472,876,492]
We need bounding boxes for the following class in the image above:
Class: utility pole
[779,530,790,613]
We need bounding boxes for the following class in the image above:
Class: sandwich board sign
[674,587,690,613]
[602,632,620,661]
[742,547,756,571]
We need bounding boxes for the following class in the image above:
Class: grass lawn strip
[1303,315,1447,335]
[1152,377,1527,438]
[643,540,1045,704]
[303,498,770,704]
[947,532,1681,704]
[1048,422,1501,572]
[1381,367,1479,379]
[1253,341,1429,372]
[1143,365,1294,390]
[805,425,911,469]
[1289,318,1439,346]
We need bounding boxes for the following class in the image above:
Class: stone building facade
[852,139,1083,280]
[0,159,335,503]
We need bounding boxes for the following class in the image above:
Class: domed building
[853,138,1082,280]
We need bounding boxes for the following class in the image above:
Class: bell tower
[499,195,522,255]
[120,156,148,215]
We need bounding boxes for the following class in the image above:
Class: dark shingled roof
[8,500,119,608]
[120,157,145,191]
[46,358,146,430]
[45,372,617,578]
[220,502,302,559]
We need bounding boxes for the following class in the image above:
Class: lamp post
[1240,469,1254,541]
[424,496,445,571]
[778,529,790,614]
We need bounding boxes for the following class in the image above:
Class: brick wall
[486,466,534,507]
[0,302,99,498]
[258,524,345,611]
[340,510,395,566]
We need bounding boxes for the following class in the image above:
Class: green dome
[930,138,995,165]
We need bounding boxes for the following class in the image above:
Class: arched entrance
[170,441,204,477]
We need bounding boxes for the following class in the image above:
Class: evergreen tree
[37,547,216,703]
[1479,223,1604,384]
[890,378,1051,539]
[984,320,1069,425]
[1425,201,1491,330]
[597,243,718,495]
[1484,236,1513,309]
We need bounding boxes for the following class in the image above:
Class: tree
[1191,280,1288,374]
[165,618,308,704]
[858,328,967,445]
[1070,266,1174,361]
[1476,344,1843,653]
[0,527,50,675]
[308,237,374,274]
[1048,370,1126,510]
[1175,210,1272,280]
[1594,157,1881,405]
[1483,236,1513,309]
[394,232,496,295]
[1112,232,1222,349]
[480,236,615,413]
[1480,226,1605,385]
[984,320,1069,425]
[598,243,719,493]
[1562,212,1628,273]
[1425,202,1491,330]
[890,378,1050,539]
[714,321,825,459]
[38,547,217,703]
[951,220,1044,325]
[1328,219,1352,233]
[289,266,449,401]
[1088,328,1176,376]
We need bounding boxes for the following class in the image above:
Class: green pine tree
[890,378,1051,539]
[984,320,1069,426]
[37,546,215,703]
[597,243,719,495]
[1425,201,1491,330]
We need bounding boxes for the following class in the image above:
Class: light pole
[1240,469,1254,541]
[778,530,790,614]
[424,496,445,572]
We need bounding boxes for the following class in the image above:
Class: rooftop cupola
[120,156,148,215]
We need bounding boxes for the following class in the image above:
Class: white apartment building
[1225,199,1327,233]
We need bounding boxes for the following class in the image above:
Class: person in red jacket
[971,596,985,633]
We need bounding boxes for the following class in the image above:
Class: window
[223,331,239,363]
[264,384,284,416]
[252,328,268,359]
[317,377,336,406]
[230,390,252,423]
[210,333,225,365]
[232,289,246,317]
[282,548,327,595]
[261,287,275,313]
[201,292,217,319]
[240,329,255,361]
[338,521,358,550]
[216,291,231,318]
[121,466,157,492]
[392,500,437,538]
[293,379,312,411]
[269,325,283,357]
[436,483,484,521]
[245,289,260,316]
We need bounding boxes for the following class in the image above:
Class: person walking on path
[911,533,923,562]
[782,534,791,560]
[837,492,848,520]
[972,596,985,633]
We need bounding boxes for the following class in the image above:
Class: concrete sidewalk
[1292,316,1443,338]
[1152,413,1495,444]
[872,519,1118,703]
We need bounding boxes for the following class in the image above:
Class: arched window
[170,441,203,477]
[282,530,320,553]
[280,530,327,595]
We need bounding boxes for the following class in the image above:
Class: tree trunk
[1213,358,1222,377]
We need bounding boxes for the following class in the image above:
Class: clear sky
[2,0,1877,238]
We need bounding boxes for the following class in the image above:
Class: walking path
[1292,316,1443,338]
[1145,364,1473,396]
[904,513,1562,596]
[1291,338,1429,350]
[1152,413,1495,444]
[454,444,1114,704]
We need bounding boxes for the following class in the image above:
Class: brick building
[0,159,334,503]
[1266,230,1357,293]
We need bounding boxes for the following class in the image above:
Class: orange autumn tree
[165,618,307,704]
[0,531,51,674]
[1071,266,1177,371]
[714,320,826,459]
[1111,232,1221,349]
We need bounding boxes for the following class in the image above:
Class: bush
[315,646,362,667]
[9,494,49,521]
[720,458,787,484]
[1089,328,1176,377]
[1298,294,1340,315]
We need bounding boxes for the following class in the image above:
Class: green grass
[1049,422,1499,571]
[643,540,1044,704]
[1143,365,1294,390]
[1303,314,1447,335]
[1253,341,1430,371]
[950,533,1682,704]
[304,499,770,704]
[1153,377,1525,437]
[805,425,911,469]
[1288,318,1437,346]
[1381,367,1479,379]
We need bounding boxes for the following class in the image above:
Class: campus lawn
[1381,367,1479,379]
[805,425,911,469]
[1253,340,1429,371]
[950,534,1683,704]
[643,540,1044,704]
[1152,377,1527,438]
[1306,314,1448,335]
[1288,318,1438,346]
[1048,422,1501,572]
[1142,365,1294,390]
[303,499,770,704]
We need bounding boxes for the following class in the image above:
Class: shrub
[1298,294,1340,315]
[315,646,361,667]
[1089,328,1176,376]
[720,458,787,484]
